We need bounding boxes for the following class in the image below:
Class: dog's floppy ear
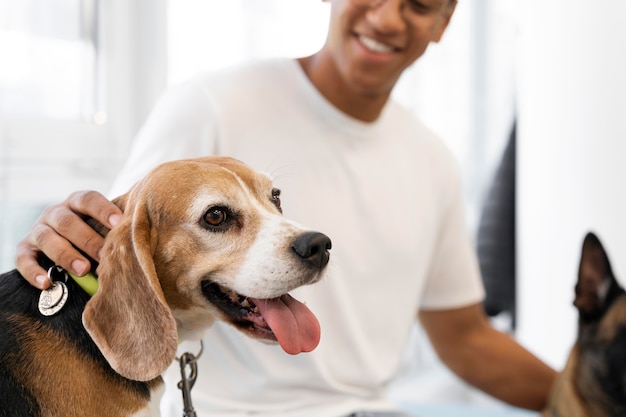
[83,192,178,381]
[574,232,624,321]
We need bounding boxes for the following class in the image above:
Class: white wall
[516,0,626,368]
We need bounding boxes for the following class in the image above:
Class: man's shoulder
[154,58,297,116]
[185,58,296,89]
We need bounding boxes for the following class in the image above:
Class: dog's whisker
[263,161,298,184]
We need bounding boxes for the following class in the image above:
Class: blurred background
[1,0,626,414]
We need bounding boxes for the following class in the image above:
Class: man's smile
[357,34,396,54]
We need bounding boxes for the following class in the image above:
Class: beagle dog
[0,156,331,417]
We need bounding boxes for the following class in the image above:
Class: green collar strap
[67,271,99,296]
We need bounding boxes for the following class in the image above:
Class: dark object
[477,122,517,326]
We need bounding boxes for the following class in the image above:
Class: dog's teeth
[241,298,251,308]
[252,306,259,314]
[228,290,239,302]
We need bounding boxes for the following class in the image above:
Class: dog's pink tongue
[249,294,320,354]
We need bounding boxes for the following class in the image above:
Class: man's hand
[15,190,122,289]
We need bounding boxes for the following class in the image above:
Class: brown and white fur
[543,232,626,417]
[0,156,331,417]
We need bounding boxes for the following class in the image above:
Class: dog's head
[81,156,331,381]
[570,232,626,415]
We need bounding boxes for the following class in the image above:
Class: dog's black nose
[292,232,332,269]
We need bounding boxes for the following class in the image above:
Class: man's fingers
[42,205,106,264]
[67,191,122,229]
[14,190,123,289]
[33,217,95,276]
[15,241,53,290]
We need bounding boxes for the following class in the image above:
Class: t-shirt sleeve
[108,78,218,198]
[419,157,486,310]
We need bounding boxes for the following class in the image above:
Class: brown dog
[0,156,331,417]
[543,232,626,417]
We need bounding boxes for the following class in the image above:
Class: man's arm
[419,302,556,411]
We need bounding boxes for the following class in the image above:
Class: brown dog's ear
[83,194,178,381]
[574,232,624,321]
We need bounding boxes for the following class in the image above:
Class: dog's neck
[576,347,625,417]
[545,347,591,417]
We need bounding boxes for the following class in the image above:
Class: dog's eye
[204,207,228,226]
[271,188,282,213]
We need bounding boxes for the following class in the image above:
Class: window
[0,0,144,270]
[0,0,105,122]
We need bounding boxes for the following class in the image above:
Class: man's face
[325,0,456,96]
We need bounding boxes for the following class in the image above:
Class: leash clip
[177,341,204,417]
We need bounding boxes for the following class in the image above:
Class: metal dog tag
[38,267,70,316]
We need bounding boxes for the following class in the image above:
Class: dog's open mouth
[201,281,320,354]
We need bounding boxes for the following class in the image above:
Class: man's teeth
[359,35,394,53]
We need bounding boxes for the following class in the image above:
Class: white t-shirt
[110,58,485,417]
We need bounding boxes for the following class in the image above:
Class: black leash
[177,341,204,417]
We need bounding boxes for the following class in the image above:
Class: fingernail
[109,213,121,227]
[35,275,48,289]
[71,259,89,276]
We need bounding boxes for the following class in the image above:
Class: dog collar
[67,271,99,296]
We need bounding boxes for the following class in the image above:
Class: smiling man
[17,1,556,416]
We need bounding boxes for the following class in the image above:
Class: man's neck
[297,55,390,123]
